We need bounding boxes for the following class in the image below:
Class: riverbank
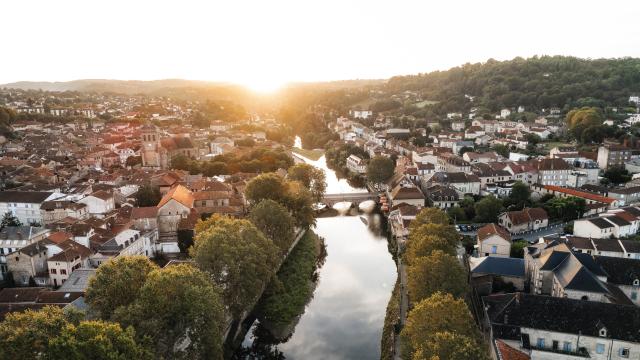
[291,147,324,161]
[381,279,401,360]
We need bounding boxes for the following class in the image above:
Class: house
[498,208,548,234]
[0,226,50,282]
[388,183,425,208]
[40,200,88,225]
[131,206,159,231]
[90,228,157,266]
[423,172,481,196]
[387,203,420,244]
[47,240,91,288]
[463,151,499,164]
[536,185,620,211]
[530,158,572,187]
[597,144,631,170]
[500,108,511,119]
[78,190,115,217]
[594,256,640,306]
[346,155,367,174]
[477,223,512,257]
[424,185,459,209]
[469,256,525,295]
[6,239,56,287]
[350,110,372,119]
[573,215,635,239]
[156,185,194,254]
[483,293,640,360]
[0,191,55,225]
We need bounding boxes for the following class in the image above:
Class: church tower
[141,124,161,168]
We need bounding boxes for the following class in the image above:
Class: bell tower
[141,124,160,168]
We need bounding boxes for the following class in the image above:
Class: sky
[4,0,640,92]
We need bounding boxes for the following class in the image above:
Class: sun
[239,77,285,94]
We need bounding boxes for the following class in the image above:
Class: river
[234,138,397,359]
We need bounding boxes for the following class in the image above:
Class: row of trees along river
[232,138,397,359]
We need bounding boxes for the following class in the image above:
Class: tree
[0,306,151,360]
[115,264,224,360]
[86,256,158,320]
[474,195,503,223]
[249,199,295,254]
[134,183,162,207]
[543,196,586,222]
[493,144,509,158]
[405,224,459,263]
[407,251,467,303]
[402,292,480,358]
[458,146,474,156]
[506,181,531,209]
[190,217,279,319]
[282,180,316,229]
[413,331,488,360]
[244,173,287,205]
[287,163,327,202]
[0,211,22,228]
[366,156,395,183]
[510,240,528,258]
[602,166,632,185]
[411,208,450,229]
[47,321,152,360]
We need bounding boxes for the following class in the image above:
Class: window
[552,340,558,350]
[563,342,572,352]
[596,343,605,354]
[620,348,630,358]
[537,338,545,348]
[491,245,498,254]
[60,269,67,275]
[50,269,57,274]
[632,292,637,301]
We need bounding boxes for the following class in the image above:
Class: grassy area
[256,231,323,327]
[541,141,574,151]
[413,100,439,108]
[381,280,401,360]
[291,147,324,161]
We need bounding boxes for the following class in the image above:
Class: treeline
[171,147,294,176]
[400,208,488,359]
[386,56,640,113]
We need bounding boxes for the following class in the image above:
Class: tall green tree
[0,306,151,360]
[244,173,287,205]
[474,195,503,223]
[249,199,295,254]
[506,181,531,209]
[287,163,327,202]
[407,251,467,303]
[115,264,224,360]
[134,183,162,207]
[0,211,22,228]
[366,156,395,183]
[191,217,279,319]
[86,256,158,320]
[413,331,488,360]
[410,208,450,229]
[402,292,481,359]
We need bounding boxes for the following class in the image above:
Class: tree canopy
[401,292,482,359]
[366,156,395,183]
[474,195,504,223]
[249,199,295,255]
[86,256,158,320]
[287,163,327,202]
[191,216,279,319]
[115,264,225,360]
[410,208,450,229]
[0,306,151,360]
[406,250,467,303]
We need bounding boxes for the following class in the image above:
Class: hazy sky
[4,0,640,91]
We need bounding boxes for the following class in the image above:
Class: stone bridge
[322,192,378,206]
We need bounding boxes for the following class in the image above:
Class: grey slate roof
[483,293,640,343]
[471,257,525,278]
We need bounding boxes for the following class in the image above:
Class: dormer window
[599,328,607,337]
[634,279,639,286]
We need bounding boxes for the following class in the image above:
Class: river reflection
[236,215,397,360]
[293,136,366,194]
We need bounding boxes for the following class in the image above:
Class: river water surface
[235,139,397,359]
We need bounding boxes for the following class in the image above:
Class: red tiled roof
[157,184,194,209]
[131,206,158,219]
[495,340,530,360]
[543,185,616,204]
[477,223,511,242]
